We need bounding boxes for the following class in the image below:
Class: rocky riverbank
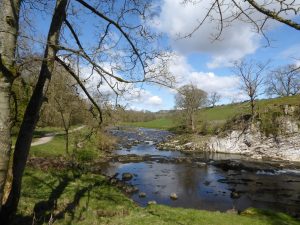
[157,120,300,162]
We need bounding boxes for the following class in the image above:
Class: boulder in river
[195,162,207,167]
[230,191,240,199]
[139,192,147,198]
[122,172,133,181]
[170,193,178,200]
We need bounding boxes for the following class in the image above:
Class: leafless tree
[233,60,268,117]
[266,64,300,97]
[182,0,300,43]
[208,92,221,107]
[175,84,207,131]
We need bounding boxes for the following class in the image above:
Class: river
[102,128,300,217]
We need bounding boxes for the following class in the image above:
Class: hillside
[125,95,300,130]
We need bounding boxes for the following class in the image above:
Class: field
[125,95,300,130]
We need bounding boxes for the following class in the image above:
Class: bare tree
[266,64,300,97]
[182,0,300,42]
[208,92,221,107]
[175,84,207,131]
[233,60,268,117]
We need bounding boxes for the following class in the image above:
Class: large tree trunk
[2,0,68,221]
[0,0,20,213]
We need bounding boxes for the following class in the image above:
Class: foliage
[175,84,207,131]
[258,110,282,137]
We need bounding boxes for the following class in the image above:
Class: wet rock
[195,162,207,167]
[204,181,211,186]
[125,186,139,194]
[139,192,147,198]
[147,200,157,205]
[122,172,133,181]
[170,193,178,200]
[109,178,117,185]
[230,191,240,199]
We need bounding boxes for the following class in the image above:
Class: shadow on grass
[32,173,73,225]
[12,170,107,225]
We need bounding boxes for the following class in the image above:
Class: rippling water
[104,128,300,216]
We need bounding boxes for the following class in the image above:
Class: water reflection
[105,128,300,216]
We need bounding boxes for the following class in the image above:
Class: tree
[233,60,268,117]
[266,64,300,97]
[183,0,300,41]
[0,0,21,213]
[0,0,174,220]
[46,66,85,155]
[208,92,221,107]
[175,84,207,131]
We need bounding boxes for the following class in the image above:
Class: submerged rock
[122,172,133,181]
[230,191,240,199]
[170,193,178,200]
[139,192,147,198]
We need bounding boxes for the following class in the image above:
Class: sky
[30,0,300,112]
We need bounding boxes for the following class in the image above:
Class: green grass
[198,95,300,122]
[124,95,300,131]
[123,117,175,130]
[30,134,67,158]
[15,168,300,225]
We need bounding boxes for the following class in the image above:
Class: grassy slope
[126,95,300,130]
[17,168,300,225]
[122,117,175,130]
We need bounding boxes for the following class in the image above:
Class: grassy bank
[12,122,300,224]
[124,95,300,131]
[122,117,175,130]
[16,168,300,225]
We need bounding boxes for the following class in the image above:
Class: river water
[103,128,300,216]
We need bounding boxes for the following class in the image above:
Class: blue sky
[29,0,300,112]
[132,0,300,111]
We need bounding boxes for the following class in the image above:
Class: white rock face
[207,119,300,162]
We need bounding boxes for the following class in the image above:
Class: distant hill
[124,95,300,130]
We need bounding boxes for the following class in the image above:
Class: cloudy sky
[32,0,300,112]
[129,0,300,111]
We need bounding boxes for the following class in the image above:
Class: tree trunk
[2,0,68,220]
[191,113,195,132]
[0,0,20,213]
[65,129,69,155]
[250,99,255,118]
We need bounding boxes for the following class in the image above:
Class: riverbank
[15,165,300,225]
[157,132,300,163]
[12,127,300,224]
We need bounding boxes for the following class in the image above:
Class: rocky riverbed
[102,127,300,218]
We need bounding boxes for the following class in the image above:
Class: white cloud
[148,96,163,105]
[168,53,245,102]
[154,0,261,68]
[77,64,165,110]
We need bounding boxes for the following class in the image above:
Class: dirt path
[31,125,86,146]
